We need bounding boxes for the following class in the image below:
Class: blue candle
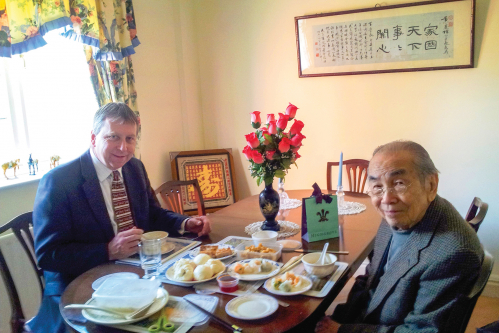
[338,152,343,187]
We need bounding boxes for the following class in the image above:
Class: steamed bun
[173,264,194,281]
[206,259,225,275]
[193,253,211,266]
[173,258,196,271]
[194,264,213,281]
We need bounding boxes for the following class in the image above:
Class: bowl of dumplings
[166,253,226,284]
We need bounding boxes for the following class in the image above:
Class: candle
[338,152,343,187]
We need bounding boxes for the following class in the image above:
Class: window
[0,32,98,183]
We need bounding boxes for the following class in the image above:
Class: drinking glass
[138,239,162,278]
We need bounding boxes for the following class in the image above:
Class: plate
[277,240,302,252]
[161,242,176,254]
[91,272,139,290]
[165,264,226,285]
[227,259,282,281]
[225,294,278,320]
[263,274,313,296]
[81,287,168,325]
[189,244,235,260]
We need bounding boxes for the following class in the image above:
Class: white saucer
[277,240,302,252]
[264,275,313,296]
[225,294,278,320]
[82,287,168,325]
[92,272,139,290]
[227,259,282,281]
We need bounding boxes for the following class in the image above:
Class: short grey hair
[92,103,139,135]
[371,140,439,182]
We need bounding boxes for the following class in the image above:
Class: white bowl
[252,231,278,245]
[142,231,170,254]
[302,253,337,278]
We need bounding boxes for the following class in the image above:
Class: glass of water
[138,239,162,278]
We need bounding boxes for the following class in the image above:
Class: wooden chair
[327,159,369,193]
[155,179,206,216]
[443,250,494,333]
[0,212,44,333]
[465,197,488,233]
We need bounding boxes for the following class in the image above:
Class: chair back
[155,179,206,216]
[443,250,494,333]
[327,159,369,193]
[0,212,44,333]
[465,197,488,232]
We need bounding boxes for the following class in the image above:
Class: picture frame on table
[295,0,475,77]
[170,149,238,214]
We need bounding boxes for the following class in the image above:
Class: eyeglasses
[366,183,412,198]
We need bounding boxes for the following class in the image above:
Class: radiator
[0,232,41,333]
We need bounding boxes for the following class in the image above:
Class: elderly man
[30,103,211,333]
[316,140,483,333]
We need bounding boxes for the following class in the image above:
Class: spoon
[316,242,330,265]
[65,298,155,320]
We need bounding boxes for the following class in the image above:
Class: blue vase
[259,183,280,231]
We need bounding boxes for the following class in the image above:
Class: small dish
[91,272,139,291]
[277,240,302,252]
[302,253,337,277]
[227,259,282,281]
[217,273,240,293]
[225,294,278,320]
[251,231,278,245]
[264,275,313,296]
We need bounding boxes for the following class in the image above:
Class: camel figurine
[28,154,38,175]
[2,159,20,179]
[50,155,61,169]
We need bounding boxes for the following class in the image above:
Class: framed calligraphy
[295,0,474,77]
[170,149,238,214]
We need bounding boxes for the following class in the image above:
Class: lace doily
[339,201,366,215]
[279,198,302,210]
[245,220,301,239]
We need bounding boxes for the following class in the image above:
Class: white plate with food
[81,288,168,325]
[189,244,235,260]
[225,294,278,320]
[227,259,282,281]
[165,256,226,285]
[91,272,140,290]
[264,271,313,296]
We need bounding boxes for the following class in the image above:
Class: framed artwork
[295,0,474,77]
[170,149,238,214]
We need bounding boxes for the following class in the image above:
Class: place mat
[339,201,366,215]
[279,198,302,210]
[291,261,348,298]
[245,220,301,239]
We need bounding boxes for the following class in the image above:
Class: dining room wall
[187,0,499,284]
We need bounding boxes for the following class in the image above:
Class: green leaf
[264,134,273,143]
[275,170,286,178]
[282,158,291,169]
[256,177,262,186]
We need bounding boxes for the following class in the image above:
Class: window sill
[0,168,46,190]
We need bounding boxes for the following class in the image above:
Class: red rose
[278,137,291,153]
[266,113,275,124]
[292,151,301,162]
[290,133,306,147]
[251,111,261,129]
[285,103,298,120]
[251,150,264,164]
[268,120,277,135]
[289,119,304,135]
[242,145,253,160]
[277,113,289,131]
[291,146,300,153]
[260,128,271,145]
[245,132,260,148]
[266,150,276,160]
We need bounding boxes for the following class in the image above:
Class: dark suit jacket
[333,195,484,333]
[33,150,187,296]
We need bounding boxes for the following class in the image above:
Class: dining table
[60,189,381,333]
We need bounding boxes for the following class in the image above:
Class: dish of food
[166,255,226,284]
[238,242,281,260]
[81,287,168,325]
[263,272,312,296]
[225,294,279,320]
[189,244,235,260]
[227,259,282,281]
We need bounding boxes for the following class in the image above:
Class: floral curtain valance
[0,0,139,60]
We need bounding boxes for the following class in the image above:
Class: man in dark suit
[316,141,483,333]
[29,103,211,333]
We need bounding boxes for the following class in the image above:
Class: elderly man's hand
[108,227,143,260]
[315,316,341,333]
[185,216,211,236]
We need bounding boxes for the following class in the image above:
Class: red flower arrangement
[243,103,305,186]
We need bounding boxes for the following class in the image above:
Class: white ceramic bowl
[142,231,170,254]
[251,231,278,245]
[302,253,337,278]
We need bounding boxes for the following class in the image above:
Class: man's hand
[185,216,211,236]
[108,227,143,260]
[315,316,341,333]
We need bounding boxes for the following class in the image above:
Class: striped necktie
[111,170,135,232]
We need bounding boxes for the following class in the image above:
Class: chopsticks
[184,298,243,333]
[278,254,304,275]
[293,249,349,255]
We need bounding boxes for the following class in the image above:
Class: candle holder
[336,185,345,211]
